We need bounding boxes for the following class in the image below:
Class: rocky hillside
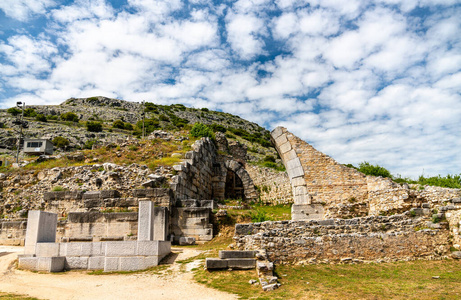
[0,96,286,219]
[0,96,277,161]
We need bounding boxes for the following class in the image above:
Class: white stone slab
[35,243,60,257]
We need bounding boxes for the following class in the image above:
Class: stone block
[257,261,273,271]
[153,207,168,241]
[199,200,215,209]
[205,258,228,269]
[83,191,101,200]
[288,166,304,179]
[35,242,60,257]
[278,141,292,154]
[179,237,196,245]
[136,241,158,256]
[286,157,302,170]
[104,257,120,272]
[275,134,288,146]
[24,211,57,255]
[105,241,137,256]
[65,256,89,270]
[88,256,105,270]
[227,258,256,269]
[219,250,257,259]
[100,190,121,199]
[271,127,284,139]
[119,257,143,271]
[142,256,159,269]
[282,149,298,161]
[158,241,171,256]
[138,201,154,241]
[84,199,102,208]
[18,257,39,271]
[292,204,324,221]
[38,257,65,272]
[294,193,311,205]
[81,242,103,256]
[452,198,461,203]
[62,242,83,256]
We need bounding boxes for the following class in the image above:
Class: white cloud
[0,0,460,178]
[226,12,267,59]
[0,0,55,21]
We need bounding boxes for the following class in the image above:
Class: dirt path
[0,246,237,300]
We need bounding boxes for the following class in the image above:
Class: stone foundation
[234,214,451,264]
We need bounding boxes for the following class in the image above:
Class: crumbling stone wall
[234,214,451,264]
[245,165,292,204]
[171,138,217,200]
[0,219,27,245]
[171,137,257,201]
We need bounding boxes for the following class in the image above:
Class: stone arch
[224,160,258,201]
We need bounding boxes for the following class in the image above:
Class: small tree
[23,108,37,117]
[52,136,70,149]
[357,162,392,178]
[7,107,21,116]
[191,123,214,139]
[112,120,125,129]
[60,112,79,122]
[86,121,103,132]
[35,114,47,122]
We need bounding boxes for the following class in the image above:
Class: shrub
[112,120,125,129]
[86,121,103,132]
[35,114,47,122]
[250,209,272,223]
[159,114,170,122]
[83,139,97,149]
[52,186,64,191]
[263,155,276,163]
[52,136,70,149]
[210,123,226,133]
[135,118,160,135]
[60,112,79,122]
[191,123,214,139]
[201,107,209,112]
[357,162,392,178]
[23,108,37,117]
[47,115,58,120]
[124,123,133,130]
[7,107,21,116]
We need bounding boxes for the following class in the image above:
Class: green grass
[0,293,41,300]
[194,260,461,300]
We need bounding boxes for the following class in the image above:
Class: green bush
[250,209,273,223]
[83,139,97,149]
[60,112,79,122]
[135,118,160,135]
[124,123,133,130]
[35,114,47,122]
[52,136,70,149]
[86,121,103,132]
[191,123,214,139]
[210,123,226,133]
[263,155,276,163]
[23,108,37,117]
[7,107,21,116]
[201,107,209,112]
[112,120,125,129]
[47,115,58,120]
[357,162,392,178]
[159,114,170,122]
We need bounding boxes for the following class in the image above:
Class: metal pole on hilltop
[15,102,26,164]
[142,100,146,139]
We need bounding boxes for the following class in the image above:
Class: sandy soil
[0,246,237,300]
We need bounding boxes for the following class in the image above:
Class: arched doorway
[225,169,244,199]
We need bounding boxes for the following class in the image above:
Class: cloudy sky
[0,0,460,178]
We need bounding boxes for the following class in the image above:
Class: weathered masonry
[270,126,461,220]
[18,205,171,272]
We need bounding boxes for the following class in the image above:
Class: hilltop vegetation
[347,161,461,189]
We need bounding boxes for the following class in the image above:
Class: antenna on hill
[142,100,145,139]
[13,101,28,165]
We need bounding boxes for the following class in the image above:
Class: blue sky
[0,0,460,178]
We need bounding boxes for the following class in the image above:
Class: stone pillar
[138,201,169,241]
[24,211,58,255]
[153,207,168,241]
[271,127,324,221]
[138,201,155,241]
